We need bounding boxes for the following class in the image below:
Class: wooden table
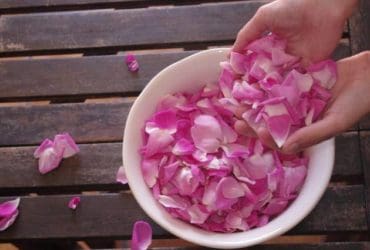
[0,0,369,249]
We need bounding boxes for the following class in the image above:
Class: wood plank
[0,186,366,241]
[0,42,350,99]
[0,51,193,99]
[0,2,263,53]
[292,186,367,233]
[349,0,370,53]
[0,143,122,190]
[0,0,143,9]
[0,99,361,151]
[0,0,240,10]
[0,102,130,146]
[334,132,362,177]
[0,132,361,192]
[125,242,370,250]
[360,131,370,229]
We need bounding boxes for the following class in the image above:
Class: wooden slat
[0,132,361,192]
[349,0,370,53]
[128,242,370,250]
[0,51,193,99]
[334,132,362,177]
[0,102,130,146]
[0,143,122,190]
[360,131,370,229]
[350,0,370,131]
[0,2,263,53]
[0,42,350,99]
[0,99,361,152]
[0,186,366,241]
[0,0,142,9]
[0,0,246,10]
[292,186,367,233]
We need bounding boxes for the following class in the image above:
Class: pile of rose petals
[0,198,20,231]
[140,34,336,232]
[34,133,80,174]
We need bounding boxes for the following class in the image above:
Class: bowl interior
[123,49,334,249]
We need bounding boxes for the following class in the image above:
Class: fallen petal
[0,210,19,232]
[38,146,64,174]
[34,139,53,158]
[125,53,139,72]
[116,166,128,185]
[54,133,80,158]
[0,198,20,217]
[68,196,81,210]
[131,221,152,250]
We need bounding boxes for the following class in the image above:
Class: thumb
[232,7,268,53]
[282,115,344,154]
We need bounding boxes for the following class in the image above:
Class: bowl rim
[123,48,335,249]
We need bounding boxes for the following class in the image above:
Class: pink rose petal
[191,115,222,153]
[172,138,194,156]
[38,146,64,174]
[34,139,53,158]
[131,221,152,250]
[54,133,80,158]
[68,196,81,210]
[265,114,292,148]
[0,198,20,232]
[116,166,128,185]
[0,210,19,232]
[0,198,20,218]
[125,53,139,72]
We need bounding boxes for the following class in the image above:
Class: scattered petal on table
[0,198,20,217]
[125,53,139,72]
[38,147,64,174]
[131,221,152,250]
[68,196,81,210]
[54,133,80,158]
[0,198,20,232]
[116,166,128,185]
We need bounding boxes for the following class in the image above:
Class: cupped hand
[282,51,370,153]
[232,0,358,65]
[235,52,370,153]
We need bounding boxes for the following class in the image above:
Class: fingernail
[285,142,299,153]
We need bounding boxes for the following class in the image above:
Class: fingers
[282,115,344,154]
[234,120,257,137]
[256,127,279,150]
[232,8,268,53]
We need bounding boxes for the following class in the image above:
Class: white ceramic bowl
[123,48,335,249]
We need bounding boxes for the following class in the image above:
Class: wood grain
[349,0,370,53]
[360,131,370,229]
[0,0,143,8]
[0,2,262,53]
[0,132,361,192]
[0,42,350,99]
[0,143,123,190]
[0,186,367,241]
[0,52,193,99]
[0,102,130,146]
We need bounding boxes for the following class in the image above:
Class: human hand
[235,52,370,153]
[282,51,370,153]
[232,0,358,65]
